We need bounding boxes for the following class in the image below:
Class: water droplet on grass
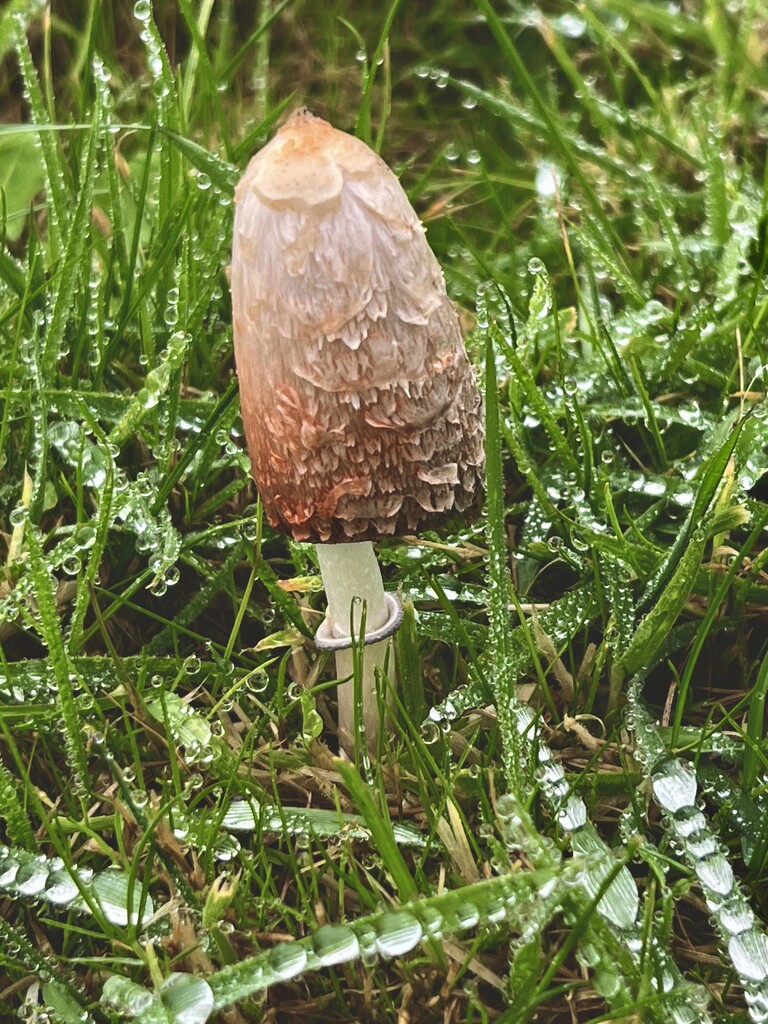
[45,869,80,905]
[9,506,28,527]
[417,906,443,937]
[14,860,49,895]
[220,801,259,831]
[685,831,717,860]
[420,721,440,744]
[728,930,768,982]
[0,856,19,886]
[159,973,214,1024]
[312,924,359,967]
[455,902,480,929]
[102,976,154,1015]
[695,853,735,896]
[670,807,707,839]
[527,257,545,275]
[93,870,153,927]
[652,762,697,814]
[554,12,586,37]
[485,895,507,923]
[557,797,587,831]
[375,911,423,957]
[719,900,755,937]
[268,942,308,981]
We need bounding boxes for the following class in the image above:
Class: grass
[2,1,768,1021]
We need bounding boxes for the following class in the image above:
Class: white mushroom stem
[315,541,393,754]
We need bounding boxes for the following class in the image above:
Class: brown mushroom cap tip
[231,110,484,545]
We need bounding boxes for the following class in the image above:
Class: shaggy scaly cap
[231,109,484,543]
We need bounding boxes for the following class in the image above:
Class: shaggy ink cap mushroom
[232,110,485,753]
[231,109,484,546]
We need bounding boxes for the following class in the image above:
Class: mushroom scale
[232,109,484,544]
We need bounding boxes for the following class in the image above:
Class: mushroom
[231,109,484,754]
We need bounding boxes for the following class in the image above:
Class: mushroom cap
[231,109,484,543]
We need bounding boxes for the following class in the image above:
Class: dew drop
[651,761,697,814]
[312,924,359,967]
[0,856,20,886]
[374,911,423,958]
[268,942,308,981]
[417,906,443,937]
[455,902,480,929]
[9,506,28,528]
[13,860,49,896]
[694,853,735,896]
[45,869,80,905]
[420,721,440,744]
[158,973,214,1024]
[728,930,768,983]
[102,977,154,1015]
